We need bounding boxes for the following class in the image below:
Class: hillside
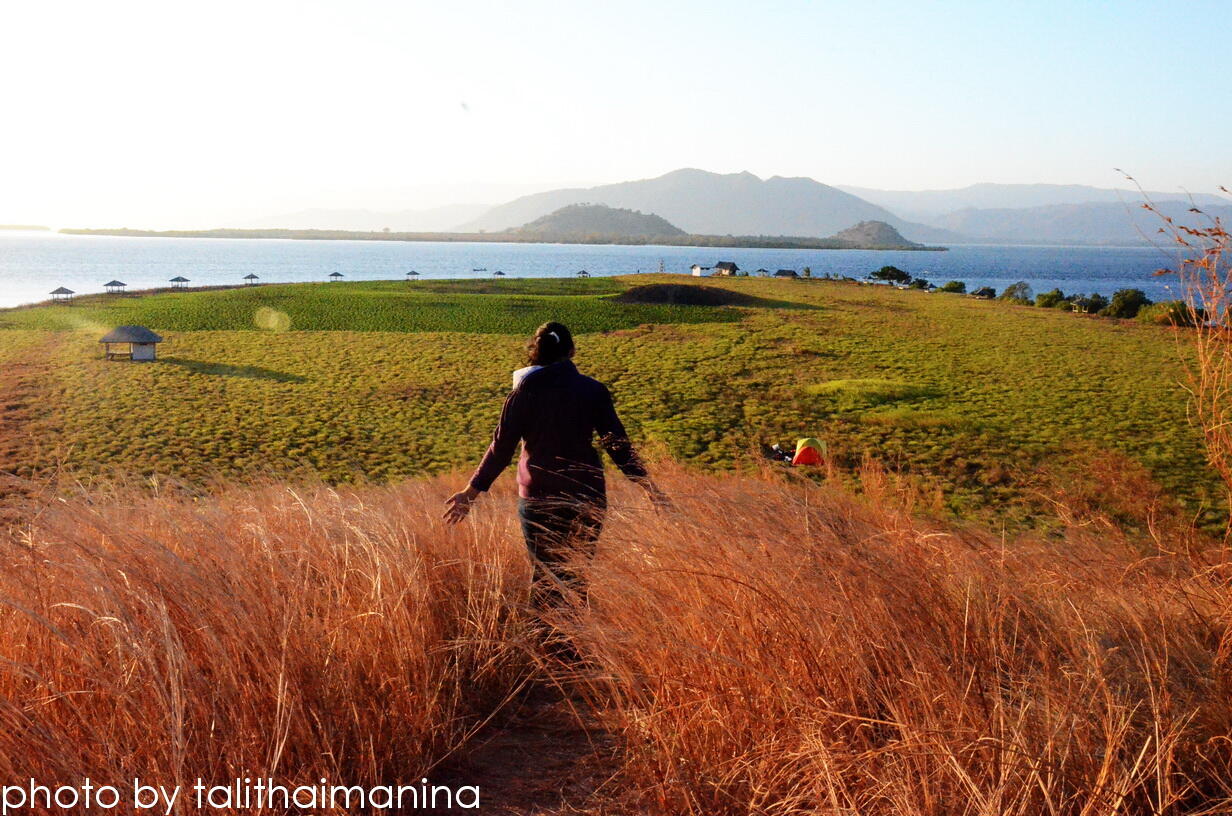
[0,275,1217,530]
[514,203,686,239]
[460,168,958,243]
[831,220,921,248]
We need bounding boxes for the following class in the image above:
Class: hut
[493,270,506,277]
[50,286,75,302]
[406,270,420,281]
[774,269,799,279]
[713,261,739,276]
[100,326,164,362]
[690,264,710,277]
[755,268,770,277]
[577,270,590,278]
[104,280,127,294]
[243,273,259,286]
[169,276,190,289]
[329,271,344,282]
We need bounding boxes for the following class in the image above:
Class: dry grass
[2,464,1231,814]
[0,476,536,807]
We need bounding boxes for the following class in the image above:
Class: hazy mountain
[831,221,921,249]
[837,182,1231,222]
[244,203,489,232]
[932,199,1232,246]
[461,168,959,243]
[515,204,685,238]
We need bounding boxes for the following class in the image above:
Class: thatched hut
[50,287,75,302]
[100,326,164,362]
[104,280,127,294]
[243,274,259,286]
[169,276,190,289]
[329,271,344,282]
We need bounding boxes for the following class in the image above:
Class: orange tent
[791,437,826,466]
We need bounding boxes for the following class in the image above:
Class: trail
[435,678,624,814]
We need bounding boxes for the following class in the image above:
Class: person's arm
[594,385,670,508]
[445,391,522,524]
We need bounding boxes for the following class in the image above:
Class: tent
[791,437,827,466]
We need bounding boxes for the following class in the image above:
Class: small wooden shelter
[774,269,799,278]
[493,270,506,277]
[329,271,344,282]
[50,286,75,302]
[714,262,739,276]
[577,270,590,278]
[100,325,164,362]
[406,270,420,281]
[104,280,127,294]
[169,276,190,289]
[243,273,259,286]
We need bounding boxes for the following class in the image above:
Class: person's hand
[444,485,481,525]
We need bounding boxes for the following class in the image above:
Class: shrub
[908,277,931,290]
[1000,281,1034,304]
[1035,288,1067,308]
[1100,288,1153,319]
[939,280,966,293]
[1072,293,1109,314]
[1136,299,1201,327]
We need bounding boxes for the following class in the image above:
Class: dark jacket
[469,360,646,501]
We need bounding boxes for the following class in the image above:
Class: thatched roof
[714,262,739,272]
[50,287,75,295]
[329,271,344,277]
[406,270,420,276]
[169,276,190,283]
[243,273,259,280]
[104,280,127,287]
[100,326,164,344]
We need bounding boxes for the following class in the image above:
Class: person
[444,321,666,611]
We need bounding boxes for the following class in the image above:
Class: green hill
[514,203,686,239]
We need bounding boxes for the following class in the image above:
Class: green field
[0,275,1219,529]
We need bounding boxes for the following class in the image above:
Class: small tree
[1035,288,1066,308]
[1072,293,1108,314]
[1000,281,1034,304]
[871,265,911,284]
[1099,288,1152,319]
[908,277,931,290]
[802,266,812,278]
[939,280,966,293]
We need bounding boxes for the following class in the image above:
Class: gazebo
[243,274,259,286]
[104,280,127,294]
[100,326,164,362]
[329,271,344,282]
[50,286,75,302]
[492,270,506,277]
[406,270,420,281]
[169,276,190,289]
[577,270,590,278]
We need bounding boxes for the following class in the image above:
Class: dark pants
[518,496,605,611]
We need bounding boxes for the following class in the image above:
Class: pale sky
[2,0,1229,228]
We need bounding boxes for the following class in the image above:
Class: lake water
[0,231,1190,309]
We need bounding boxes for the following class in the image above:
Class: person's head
[527,321,575,366]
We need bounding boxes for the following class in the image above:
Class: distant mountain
[837,182,1231,222]
[931,199,1232,246]
[831,221,921,249]
[515,204,685,239]
[461,168,959,244]
[244,203,489,232]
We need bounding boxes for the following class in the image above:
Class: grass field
[0,275,1219,529]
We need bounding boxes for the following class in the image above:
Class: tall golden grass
[3,463,1231,814]
[0,477,536,808]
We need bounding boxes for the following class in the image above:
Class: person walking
[444,321,665,610]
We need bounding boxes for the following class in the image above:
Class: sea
[0,231,1191,310]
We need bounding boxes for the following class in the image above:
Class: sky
[2,0,1229,228]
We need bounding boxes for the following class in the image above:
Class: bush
[1100,288,1152,319]
[939,280,966,293]
[1072,293,1109,314]
[871,265,911,284]
[1136,300,1201,327]
[1035,288,1067,308]
[908,277,931,290]
[1000,281,1034,304]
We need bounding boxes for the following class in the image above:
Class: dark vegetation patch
[613,284,777,308]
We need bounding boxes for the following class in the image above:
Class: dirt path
[435,678,624,814]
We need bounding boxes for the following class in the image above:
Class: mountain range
[243,170,1232,247]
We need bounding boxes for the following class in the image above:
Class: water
[0,231,1190,309]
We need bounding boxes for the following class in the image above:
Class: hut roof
[715,261,739,271]
[329,271,344,277]
[104,280,127,287]
[243,273,260,280]
[50,287,75,295]
[99,326,164,344]
[406,270,420,275]
[169,276,190,282]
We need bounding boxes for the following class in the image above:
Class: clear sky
[2,0,1229,227]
